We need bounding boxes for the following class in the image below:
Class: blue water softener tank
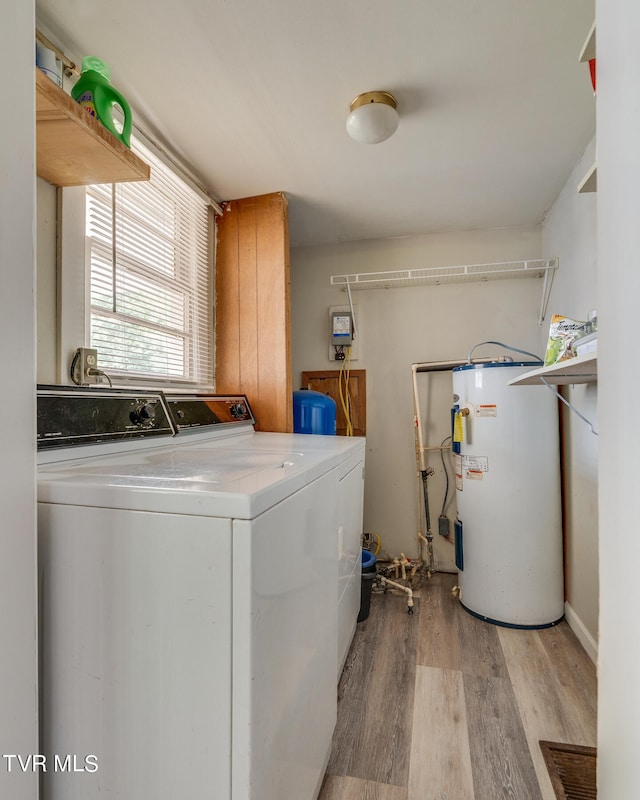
[293,390,336,435]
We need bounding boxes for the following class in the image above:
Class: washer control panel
[37,387,175,450]
[164,394,255,431]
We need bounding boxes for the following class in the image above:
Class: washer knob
[130,402,156,425]
[139,403,155,420]
[230,402,247,419]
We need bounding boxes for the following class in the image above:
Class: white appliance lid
[38,432,364,519]
[37,388,364,519]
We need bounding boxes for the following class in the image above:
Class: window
[85,137,213,387]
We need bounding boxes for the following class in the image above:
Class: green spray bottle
[72,57,132,148]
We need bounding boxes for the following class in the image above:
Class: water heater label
[465,469,484,481]
[477,404,497,417]
[454,454,463,491]
[462,455,488,472]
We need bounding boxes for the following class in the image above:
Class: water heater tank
[452,362,563,628]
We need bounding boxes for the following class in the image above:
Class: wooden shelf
[35,69,150,187]
[508,353,597,386]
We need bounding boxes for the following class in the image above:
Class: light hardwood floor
[319,573,597,800]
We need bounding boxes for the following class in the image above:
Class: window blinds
[86,137,213,387]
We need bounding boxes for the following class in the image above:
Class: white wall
[291,226,543,564]
[0,1,39,797]
[596,0,640,795]
[542,136,598,656]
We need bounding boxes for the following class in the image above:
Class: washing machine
[163,393,364,681]
[36,387,365,800]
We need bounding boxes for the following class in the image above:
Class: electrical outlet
[72,347,99,385]
[438,514,451,537]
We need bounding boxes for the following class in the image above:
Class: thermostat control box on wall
[331,311,352,346]
[329,305,359,361]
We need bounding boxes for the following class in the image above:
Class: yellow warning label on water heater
[453,412,464,443]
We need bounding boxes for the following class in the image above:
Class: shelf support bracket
[538,263,556,327]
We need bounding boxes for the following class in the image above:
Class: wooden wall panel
[256,193,291,433]
[214,195,240,390]
[237,198,259,394]
[215,192,292,432]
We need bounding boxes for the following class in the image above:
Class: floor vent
[540,740,597,799]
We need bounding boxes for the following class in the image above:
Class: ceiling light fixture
[346,91,399,144]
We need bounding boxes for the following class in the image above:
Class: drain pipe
[420,466,435,574]
[378,575,415,615]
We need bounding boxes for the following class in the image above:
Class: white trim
[564,601,598,665]
[58,185,89,384]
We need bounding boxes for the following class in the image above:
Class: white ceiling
[36,0,596,248]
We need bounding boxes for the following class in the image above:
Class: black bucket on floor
[357,549,377,622]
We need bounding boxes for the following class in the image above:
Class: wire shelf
[330,258,558,291]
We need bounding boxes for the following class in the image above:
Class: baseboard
[564,601,598,665]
